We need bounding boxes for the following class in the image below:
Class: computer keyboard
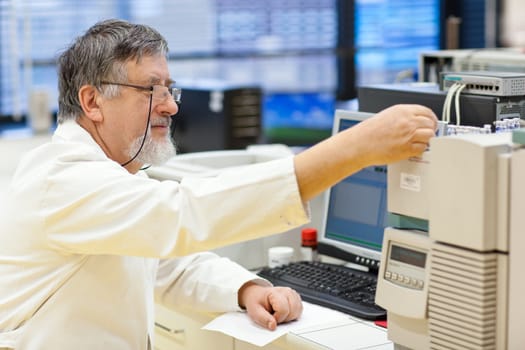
[257,261,386,320]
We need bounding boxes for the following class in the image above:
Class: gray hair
[57,19,169,122]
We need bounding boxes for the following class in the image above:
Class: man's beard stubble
[127,127,177,166]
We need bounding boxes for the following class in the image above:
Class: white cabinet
[235,340,283,350]
[234,334,323,350]
[153,304,233,350]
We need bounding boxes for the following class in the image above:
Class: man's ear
[78,85,103,122]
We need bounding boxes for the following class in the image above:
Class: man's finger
[413,114,438,131]
[268,291,290,324]
[248,303,277,331]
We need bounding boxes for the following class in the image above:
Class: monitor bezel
[318,109,384,272]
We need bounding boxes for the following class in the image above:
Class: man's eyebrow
[148,77,176,86]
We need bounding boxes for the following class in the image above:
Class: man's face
[99,55,179,167]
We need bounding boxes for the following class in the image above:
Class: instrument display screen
[390,244,427,268]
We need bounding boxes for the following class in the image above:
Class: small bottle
[299,228,318,262]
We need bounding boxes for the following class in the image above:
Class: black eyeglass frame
[100,81,182,105]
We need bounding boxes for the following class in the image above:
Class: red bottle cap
[301,228,317,247]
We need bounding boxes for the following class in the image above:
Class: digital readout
[390,244,426,268]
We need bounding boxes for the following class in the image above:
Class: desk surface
[156,302,392,350]
[243,263,392,349]
[272,315,392,350]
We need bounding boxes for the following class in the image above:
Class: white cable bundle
[453,84,467,125]
[441,82,466,125]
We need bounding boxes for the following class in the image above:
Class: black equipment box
[171,84,262,153]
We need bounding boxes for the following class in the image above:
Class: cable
[121,95,153,167]
[454,83,467,125]
[444,82,465,124]
[441,82,453,123]
[442,82,461,123]
[449,83,463,123]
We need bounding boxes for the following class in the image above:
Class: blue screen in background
[355,0,440,85]
[262,92,335,145]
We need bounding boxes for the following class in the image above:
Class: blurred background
[0,0,520,147]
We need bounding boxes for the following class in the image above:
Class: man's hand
[294,104,438,201]
[238,282,303,331]
[351,104,438,165]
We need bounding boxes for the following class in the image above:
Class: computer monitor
[318,109,387,273]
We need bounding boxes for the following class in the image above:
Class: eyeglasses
[100,81,182,105]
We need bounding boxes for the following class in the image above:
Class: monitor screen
[319,110,387,272]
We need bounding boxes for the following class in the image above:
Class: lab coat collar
[53,119,109,161]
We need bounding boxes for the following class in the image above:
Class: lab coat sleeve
[154,252,271,313]
[31,150,309,257]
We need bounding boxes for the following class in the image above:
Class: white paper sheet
[202,301,350,347]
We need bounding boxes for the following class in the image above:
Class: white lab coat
[0,120,309,349]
